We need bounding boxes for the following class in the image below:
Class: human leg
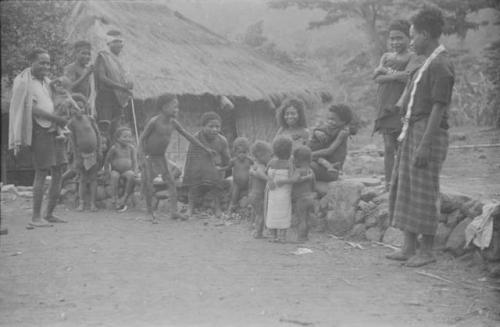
[118,170,135,208]
[77,174,86,212]
[383,132,398,189]
[161,160,186,221]
[110,170,120,206]
[385,231,417,261]
[142,158,157,222]
[317,158,337,173]
[45,164,67,222]
[89,177,98,212]
[32,168,52,226]
[406,234,436,267]
[228,182,241,212]
[296,197,314,242]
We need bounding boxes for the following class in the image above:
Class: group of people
[7,6,454,267]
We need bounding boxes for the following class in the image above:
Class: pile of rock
[316,177,500,268]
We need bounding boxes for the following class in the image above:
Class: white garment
[465,201,499,250]
[31,78,54,128]
[265,168,292,229]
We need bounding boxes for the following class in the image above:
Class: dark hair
[329,104,353,124]
[107,29,122,37]
[276,97,307,129]
[272,136,293,160]
[389,19,410,38]
[157,94,177,112]
[200,111,221,126]
[27,48,49,63]
[114,126,131,140]
[411,7,445,39]
[74,40,91,51]
[250,140,272,159]
[232,137,250,153]
[293,146,312,163]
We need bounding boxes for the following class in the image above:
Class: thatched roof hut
[67,0,327,164]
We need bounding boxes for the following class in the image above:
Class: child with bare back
[139,94,214,223]
[50,76,73,140]
[220,137,253,213]
[291,146,316,243]
[248,140,273,239]
[68,98,102,211]
[104,127,137,211]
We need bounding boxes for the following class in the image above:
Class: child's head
[232,137,250,159]
[114,127,133,145]
[388,19,410,54]
[327,104,353,127]
[293,146,312,168]
[51,76,71,95]
[200,111,222,139]
[276,97,307,129]
[157,94,179,118]
[73,40,91,66]
[272,136,293,160]
[250,140,273,165]
[72,93,89,115]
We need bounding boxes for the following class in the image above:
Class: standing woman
[273,97,309,150]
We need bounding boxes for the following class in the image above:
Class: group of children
[52,80,353,242]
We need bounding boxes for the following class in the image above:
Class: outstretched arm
[312,129,349,159]
[172,119,213,155]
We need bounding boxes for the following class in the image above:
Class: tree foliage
[1,0,74,84]
[269,0,496,59]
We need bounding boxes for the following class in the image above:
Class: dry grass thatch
[66,0,325,101]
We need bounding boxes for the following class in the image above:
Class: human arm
[312,129,349,159]
[373,53,389,79]
[32,107,67,126]
[130,145,138,172]
[95,55,132,93]
[414,103,446,168]
[172,119,215,156]
[137,117,156,159]
[64,64,93,92]
[91,117,102,163]
[103,146,115,173]
[274,169,300,187]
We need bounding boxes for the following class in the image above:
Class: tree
[1,0,74,84]
[269,0,496,60]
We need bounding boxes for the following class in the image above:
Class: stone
[375,202,390,229]
[446,209,465,229]
[314,181,330,196]
[478,154,487,159]
[445,217,472,257]
[365,226,383,242]
[373,192,389,205]
[382,227,404,247]
[16,186,33,192]
[360,186,384,202]
[1,184,16,193]
[17,191,33,198]
[348,177,382,187]
[365,215,377,228]
[343,155,384,175]
[450,133,467,142]
[324,180,364,235]
[440,188,471,214]
[461,199,483,219]
[355,210,365,224]
[435,223,453,249]
[348,224,366,240]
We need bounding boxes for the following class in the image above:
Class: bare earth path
[0,197,499,327]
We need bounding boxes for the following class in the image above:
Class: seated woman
[310,104,353,182]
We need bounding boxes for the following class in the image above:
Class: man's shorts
[31,123,67,170]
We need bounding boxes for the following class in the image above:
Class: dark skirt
[31,123,67,170]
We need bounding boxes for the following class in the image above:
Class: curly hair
[74,40,91,51]
[389,19,410,37]
[157,94,177,112]
[272,136,293,160]
[232,137,250,153]
[27,48,49,63]
[250,140,273,160]
[114,126,131,141]
[411,7,445,39]
[293,146,312,164]
[329,104,353,124]
[200,111,222,126]
[275,97,307,129]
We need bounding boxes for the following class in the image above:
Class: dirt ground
[1,126,499,327]
[1,196,499,327]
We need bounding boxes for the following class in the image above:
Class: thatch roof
[66,0,325,101]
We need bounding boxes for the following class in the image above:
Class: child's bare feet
[253,231,264,239]
[90,204,98,212]
[76,204,85,212]
[170,212,188,221]
[45,215,67,223]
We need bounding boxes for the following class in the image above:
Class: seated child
[220,137,253,213]
[139,94,214,223]
[67,97,102,212]
[50,76,73,140]
[265,136,299,243]
[308,118,343,173]
[183,112,230,218]
[248,140,273,239]
[310,104,353,182]
[291,146,316,243]
[104,127,137,211]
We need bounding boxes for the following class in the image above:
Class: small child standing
[104,127,137,211]
[310,104,353,182]
[291,146,316,243]
[139,94,214,223]
[183,112,230,218]
[265,136,298,243]
[50,76,73,140]
[221,137,253,213]
[248,140,273,239]
[67,98,102,212]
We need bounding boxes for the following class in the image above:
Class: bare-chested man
[138,94,214,223]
